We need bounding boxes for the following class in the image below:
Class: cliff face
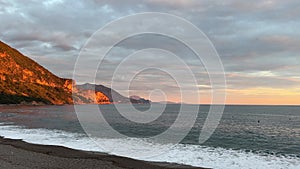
[73,89,111,104]
[77,83,151,104]
[0,41,110,105]
[0,41,74,104]
[0,41,149,105]
[76,83,130,103]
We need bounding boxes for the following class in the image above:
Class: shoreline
[0,136,208,169]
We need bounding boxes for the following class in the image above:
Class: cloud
[0,0,299,103]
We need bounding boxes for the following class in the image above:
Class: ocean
[0,104,299,169]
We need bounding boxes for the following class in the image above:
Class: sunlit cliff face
[74,89,111,104]
[95,91,111,104]
[0,42,112,105]
[63,79,74,92]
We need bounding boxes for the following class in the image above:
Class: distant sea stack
[0,41,150,105]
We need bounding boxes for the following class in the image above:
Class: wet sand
[0,136,208,169]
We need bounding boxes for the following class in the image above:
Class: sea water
[0,104,299,169]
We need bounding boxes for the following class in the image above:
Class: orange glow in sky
[156,87,300,105]
[224,87,300,105]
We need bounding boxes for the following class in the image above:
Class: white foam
[0,123,299,169]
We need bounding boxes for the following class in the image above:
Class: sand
[0,136,208,169]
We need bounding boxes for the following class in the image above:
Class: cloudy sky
[1,0,300,104]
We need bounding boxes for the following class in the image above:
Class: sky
[0,0,300,105]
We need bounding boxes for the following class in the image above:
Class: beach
[0,136,206,169]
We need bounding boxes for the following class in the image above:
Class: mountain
[77,83,150,104]
[76,83,129,103]
[0,41,150,105]
[129,95,151,104]
[0,41,74,104]
[0,41,112,105]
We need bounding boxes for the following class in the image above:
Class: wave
[0,123,299,169]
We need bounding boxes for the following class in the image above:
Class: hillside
[77,83,150,104]
[0,41,76,104]
[76,83,129,103]
[0,41,149,105]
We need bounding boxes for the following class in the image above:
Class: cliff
[0,41,76,104]
[0,41,149,105]
[77,83,150,104]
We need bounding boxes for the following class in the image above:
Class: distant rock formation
[129,95,151,104]
[77,83,150,104]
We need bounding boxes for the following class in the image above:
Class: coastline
[0,136,208,169]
